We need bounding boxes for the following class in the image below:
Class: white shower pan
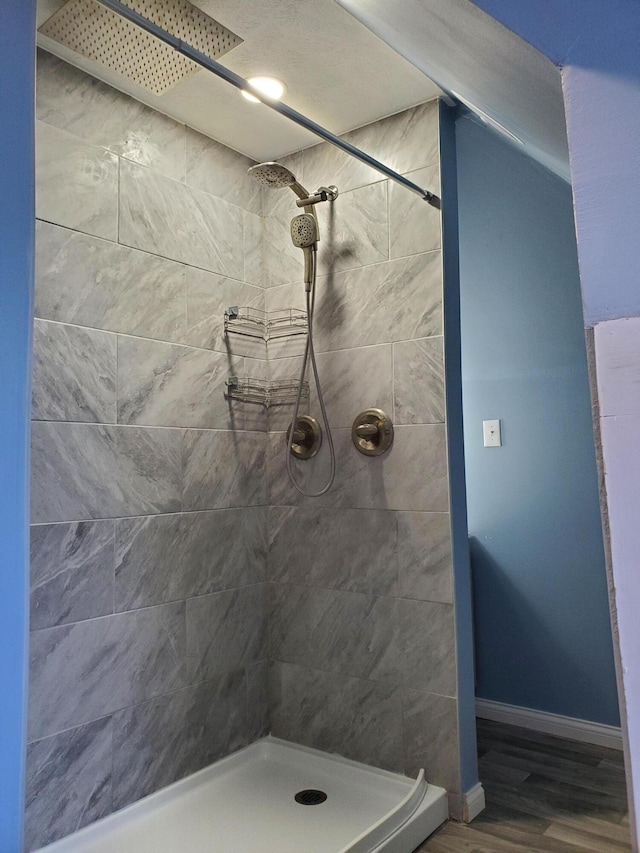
[38,737,448,852]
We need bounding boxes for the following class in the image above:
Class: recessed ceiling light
[242,76,286,104]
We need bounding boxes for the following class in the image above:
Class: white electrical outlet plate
[483,419,502,447]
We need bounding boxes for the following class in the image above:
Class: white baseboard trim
[447,782,486,824]
[476,698,624,751]
[463,782,486,823]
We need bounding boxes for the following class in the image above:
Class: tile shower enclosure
[27,49,460,850]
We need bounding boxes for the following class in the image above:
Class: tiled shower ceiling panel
[39,0,243,95]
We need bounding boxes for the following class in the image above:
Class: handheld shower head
[248,161,309,200]
[290,213,317,248]
[290,214,317,290]
[248,163,334,291]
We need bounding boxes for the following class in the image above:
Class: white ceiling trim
[333,0,571,181]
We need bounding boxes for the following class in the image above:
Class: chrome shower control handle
[352,409,394,456]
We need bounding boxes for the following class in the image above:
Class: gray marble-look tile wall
[268,506,398,595]
[29,601,187,742]
[186,267,266,358]
[187,585,268,683]
[30,421,183,523]
[301,100,440,196]
[24,717,113,852]
[270,661,404,772]
[115,508,267,611]
[118,159,245,278]
[263,181,390,287]
[35,221,188,344]
[36,121,119,242]
[111,670,257,810]
[32,320,117,424]
[265,101,461,801]
[27,52,268,851]
[36,50,186,182]
[30,520,115,630]
[185,128,262,216]
[24,668,266,849]
[116,337,244,430]
[30,48,460,849]
[267,426,449,512]
[266,252,443,352]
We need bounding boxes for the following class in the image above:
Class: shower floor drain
[294,789,328,806]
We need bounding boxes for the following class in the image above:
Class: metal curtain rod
[95,0,441,208]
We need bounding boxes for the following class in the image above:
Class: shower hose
[286,247,336,497]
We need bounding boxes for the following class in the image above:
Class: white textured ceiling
[37,0,571,177]
[36,0,442,160]
[334,0,570,180]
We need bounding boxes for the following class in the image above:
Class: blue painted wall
[470,0,640,327]
[456,113,620,727]
[0,1,35,849]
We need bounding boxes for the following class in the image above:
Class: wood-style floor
[417,718,632,853]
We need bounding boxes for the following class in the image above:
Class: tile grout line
[116,154,121,248]
[37,215,264,292]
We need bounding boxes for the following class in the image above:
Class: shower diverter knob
[351,409,394,456]
[287,415,322,460]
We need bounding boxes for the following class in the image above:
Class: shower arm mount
[94,0,440,210]
[295,186,339,208]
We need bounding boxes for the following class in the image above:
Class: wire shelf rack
[225,376,309,408]
[224,306,308,341]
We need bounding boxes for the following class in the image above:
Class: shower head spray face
[248,162,297,189]
[290,214,317,248]
[248,165,321,290]
[247,162,310,200]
